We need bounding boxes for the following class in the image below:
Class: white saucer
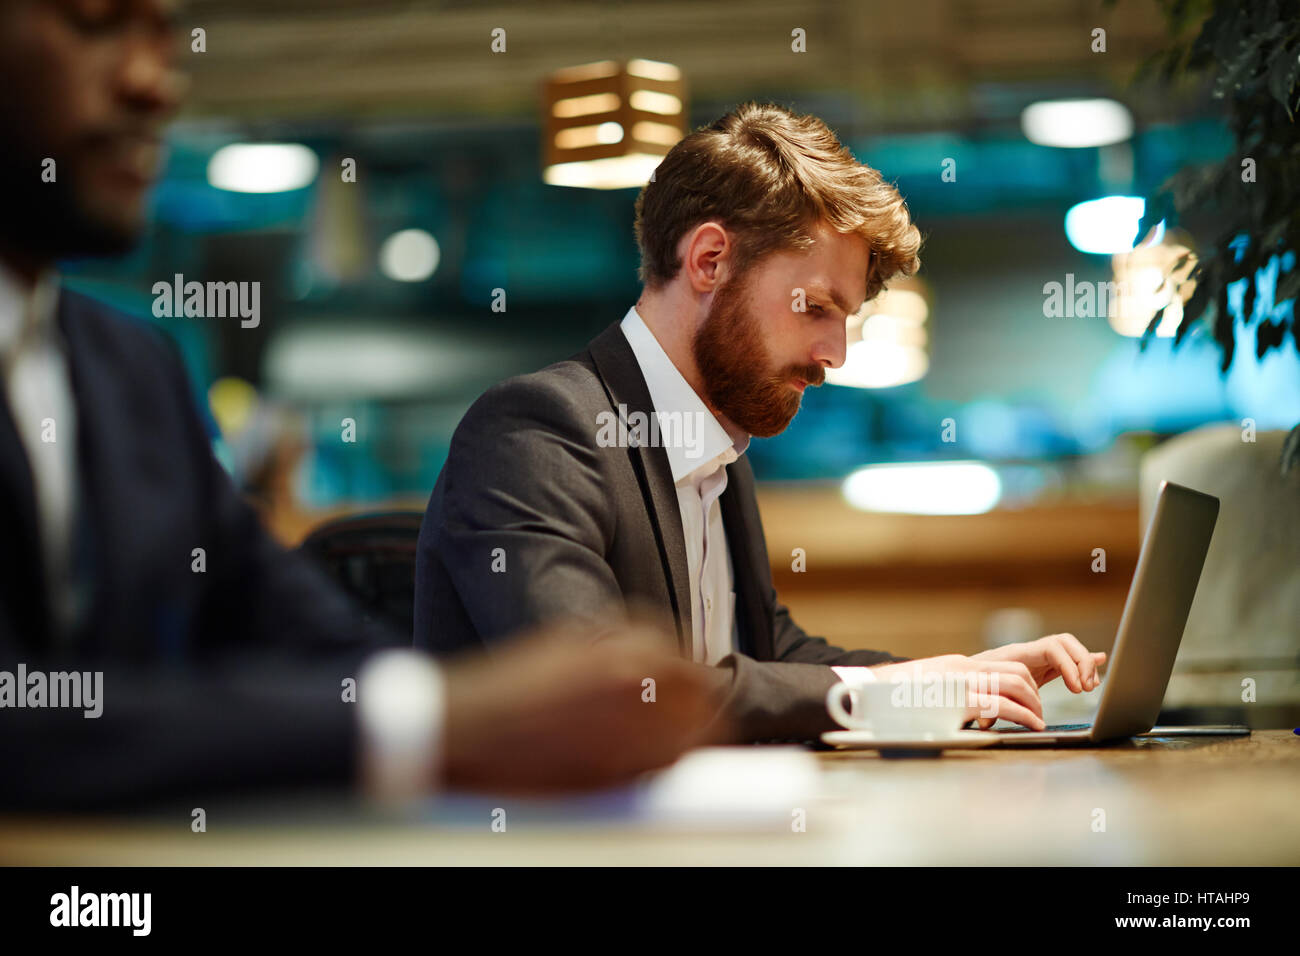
[822,729,1000,750]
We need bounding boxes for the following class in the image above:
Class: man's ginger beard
[691,270,825,438]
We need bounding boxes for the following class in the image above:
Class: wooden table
[2,731,1296,866]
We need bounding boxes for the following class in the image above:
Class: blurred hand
[440,621,726,793]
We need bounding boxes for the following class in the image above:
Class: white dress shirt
[0,263,443,799]
[0,264,80,641]
[620,306,747,665]
[619,306,875,685]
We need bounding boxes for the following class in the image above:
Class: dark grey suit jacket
[414,320,909,741]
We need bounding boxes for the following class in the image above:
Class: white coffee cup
[826,674,970,738]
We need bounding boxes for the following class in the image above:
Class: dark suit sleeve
[706,460,911,739]
[708,654,856,741]
[0,319,398,810]
[190,386,400,662]
[705,604,912,742]
[0,658,364,811]
[711,597,910,742]
[422,376,627,643]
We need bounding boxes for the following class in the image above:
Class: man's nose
[811,322,848,370]
[117,32,187,117]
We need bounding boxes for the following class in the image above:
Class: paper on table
[638,746,821,826]
[417,746,822,830]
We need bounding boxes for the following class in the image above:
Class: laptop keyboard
[998,723,1092,734]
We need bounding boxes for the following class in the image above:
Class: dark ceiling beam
[175,0,1190,128]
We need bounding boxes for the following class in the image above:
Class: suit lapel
[56,292,121,654]
[720,455,775,661]
[0,374,50,650]
[586,322,693,652]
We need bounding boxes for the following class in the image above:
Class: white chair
[1139,423,1300,725]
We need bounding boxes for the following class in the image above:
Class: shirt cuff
[831,665,878,685]
[357,650,445,803]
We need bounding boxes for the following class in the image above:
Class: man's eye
[810,304,825,315]
[62,0,125,33]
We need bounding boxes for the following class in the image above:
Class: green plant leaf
[1267,40,1300,115]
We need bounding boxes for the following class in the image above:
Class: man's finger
[969,693,1044,731]
[964,661,1043,713]
[1041,638,1084,692]
[1057,632,1100,687]
[964,674,1041,721]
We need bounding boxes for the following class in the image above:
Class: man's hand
[868,654,1046,730]
[971,633,1106,694]
[441,622,726,793]
[867,634,1108,731]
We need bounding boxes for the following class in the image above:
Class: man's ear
[684,221,731,290]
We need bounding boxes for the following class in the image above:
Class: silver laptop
[992,480,1224,745]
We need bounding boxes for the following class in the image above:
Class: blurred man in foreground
[0,0,720,810]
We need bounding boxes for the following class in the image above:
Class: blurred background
[62,0,1299,723]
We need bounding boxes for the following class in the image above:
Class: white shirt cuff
[831,665,878,685]
[356,650,445,803]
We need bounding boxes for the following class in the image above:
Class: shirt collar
[619,305,750,484]
[0,261,58,357]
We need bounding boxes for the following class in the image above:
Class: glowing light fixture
[825,278,931,389]
[1021,98,1133,148]
[542,59,687,189]
[1065,196,1148,255]
[207,143,319,193]
[379,229,440,282]
[842,461,1003,515]
[1109,225,1197,337]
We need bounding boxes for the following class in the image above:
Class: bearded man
[414,101,1105,740]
